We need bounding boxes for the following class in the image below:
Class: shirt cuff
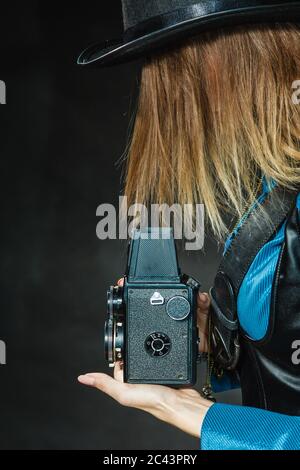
[200,403,300,450]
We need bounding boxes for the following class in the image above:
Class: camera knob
[145,332,171,357]
[166,296,190,321]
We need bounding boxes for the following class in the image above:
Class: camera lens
[105,286,125,367]
[107,285,124,316]
[115,321,124,361]
[104,318,114,365]
[104,319,124,366]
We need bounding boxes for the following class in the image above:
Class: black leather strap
[209,291,239,331]
[209,186,297,370]
[219,186,298,297]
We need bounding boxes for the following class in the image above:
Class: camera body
[105,228,200,386]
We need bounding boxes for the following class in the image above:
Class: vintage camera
[104,228,200,386]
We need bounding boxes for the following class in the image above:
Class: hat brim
[77,3,300,67]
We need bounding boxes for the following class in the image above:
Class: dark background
[0,1,240,450]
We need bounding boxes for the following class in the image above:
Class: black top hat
[78,0,300,66]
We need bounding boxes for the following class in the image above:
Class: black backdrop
[0,1,240,450]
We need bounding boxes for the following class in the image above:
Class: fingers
[114,361,124,383]
[197,292,210,354]
[197,292,210,312]
[78,373,126,404]
[78,362,124,401]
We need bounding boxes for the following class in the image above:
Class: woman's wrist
[160,389,214,438]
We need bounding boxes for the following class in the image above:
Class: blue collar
[223,177,277,255]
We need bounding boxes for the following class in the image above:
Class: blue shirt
[201,183,300,450]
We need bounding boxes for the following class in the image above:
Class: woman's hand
[78,281,213,438]
[78,362,213,438]
[197,291,210,354]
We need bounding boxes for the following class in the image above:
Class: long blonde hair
[123,23,300,241]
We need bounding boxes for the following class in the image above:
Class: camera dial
[145,332,171,357]
[166,295,190,321]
